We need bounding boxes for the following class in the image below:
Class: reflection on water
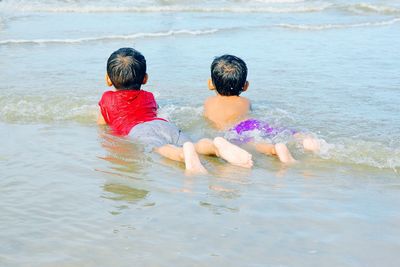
[96,129,157,215]
[96,129,149,177]
[200,201,239,215]
[102,183,149,203]
[102,183,150,215]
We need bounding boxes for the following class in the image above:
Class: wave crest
[0,95,97,124]
[277,18,400,31]
[1,1,400,15]
[317,138,400,172]
[344,3,400,15]
[0,29,219,45]
[1,96,398,171]
[0,2,330,13]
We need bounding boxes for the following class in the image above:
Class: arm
[203,97,214,119]
[97,93,109,125]
[97,110,107,125]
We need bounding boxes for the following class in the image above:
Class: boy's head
[210,54,248,96]
[106,47,147,90]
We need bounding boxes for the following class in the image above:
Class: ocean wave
[0,2,330,13]
[0,95,98,124]
[277,18,400,30]
[0,95,205,125]
[2,0,400,15]
[343,3,400,15]
[252,0,304,3]
[0,29,219,45]
[1,96,398,171]
[316,138,400,172]
[158,104,203,121]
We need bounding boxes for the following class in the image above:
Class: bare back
[204,95,250,130]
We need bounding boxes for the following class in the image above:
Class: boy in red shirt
[98,48,253,173]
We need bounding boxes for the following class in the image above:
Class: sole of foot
[303,138,321,152]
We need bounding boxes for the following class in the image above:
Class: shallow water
[1,0,400,266]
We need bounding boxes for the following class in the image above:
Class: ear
[105,73,113,87]
[142,73,148,85]
[208,78,216,90]
[242,81,249,92]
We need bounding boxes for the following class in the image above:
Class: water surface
[1,0,399,266]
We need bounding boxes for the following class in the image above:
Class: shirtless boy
[204,54,321,163]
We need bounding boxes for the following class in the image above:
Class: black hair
[107,47,146,90]
[211,54,247,96]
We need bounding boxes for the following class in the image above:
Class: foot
[303,138,321,152]
[275,143,297,163]
[183,142,208,175]
[213,137,253,168]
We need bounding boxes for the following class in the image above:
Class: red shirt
[99,90,165,136]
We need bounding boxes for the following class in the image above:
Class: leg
[194,138,218,156]
[155,144,184,162]
[211,137,253,168]
[302,138,321,152]
[253,142,277,156]
[252,142,296,164]
[194,138,253,168]
[155,143,207,174]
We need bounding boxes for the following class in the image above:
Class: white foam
[277,18,400,31]
[318,138,400,171]
[1,95,399,171]
[0,95,97,124]
[345,3,400,15]
[157,104,204,129]
[0,2,330,14]
[0,29,219,45]
[251,0,304,3]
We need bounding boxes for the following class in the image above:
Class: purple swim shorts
[229,119,296,143]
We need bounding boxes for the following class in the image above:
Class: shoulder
[139,90,159,108]
[238,96,251,109]
[140,90,156,100]
[204,96,218,105]
[239,96,250,104]
[204,96,218,111]
[99,90,115,105]
[140,89,152,95]
[101,90,115,98]
[142,90,157,101]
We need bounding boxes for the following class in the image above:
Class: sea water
[0,0,399,266]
